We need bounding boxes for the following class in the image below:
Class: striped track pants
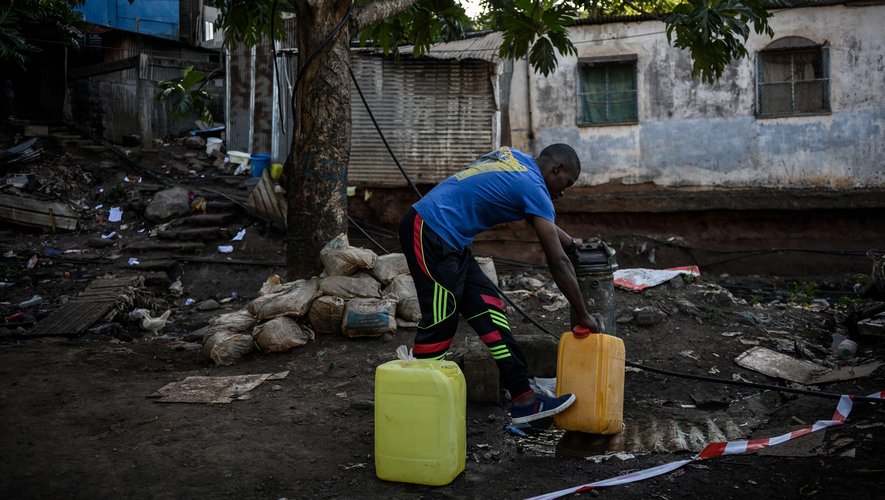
[398,208,532,399]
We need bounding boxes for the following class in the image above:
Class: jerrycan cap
[573,325,591,338]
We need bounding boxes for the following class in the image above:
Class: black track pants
[398,208,533,399]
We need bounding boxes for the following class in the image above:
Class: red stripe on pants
[413,213,430,278]
[480,294,504,310]
[479,331,502,344]
[413,338,453,354]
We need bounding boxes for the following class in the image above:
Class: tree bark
[353,0,417,31]
[285,0,418,279]
[285,0,354,279]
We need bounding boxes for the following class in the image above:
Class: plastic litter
[109,207,123,222]
[395,344,415,362]
[836,339,858,359]
[18,295,43,308]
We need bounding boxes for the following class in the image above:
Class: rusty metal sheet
[27,301,116,337]
[28,275,144,336]
[349,55,496,186]
[400,31,503,63]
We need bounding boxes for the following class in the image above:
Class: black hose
[348,215,389,254]
[625,361,883,404]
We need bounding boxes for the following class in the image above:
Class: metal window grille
[757,46,830,117]
[577,61,638,125]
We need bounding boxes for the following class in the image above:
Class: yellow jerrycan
[554,326,625,434]
[374,355,466,485]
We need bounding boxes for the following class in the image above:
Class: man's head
[536,144,581,200]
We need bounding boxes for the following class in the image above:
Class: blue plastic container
[250,153,271,178]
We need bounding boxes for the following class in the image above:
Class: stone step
[124,240,204,254]
[157,227,228,241]
[80,144,109,153]
[170,212,236,228]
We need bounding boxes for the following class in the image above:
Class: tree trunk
[285,0,354,279]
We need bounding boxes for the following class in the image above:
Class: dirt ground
[2,130,885,499]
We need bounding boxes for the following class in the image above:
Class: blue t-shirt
[413,147,555,251]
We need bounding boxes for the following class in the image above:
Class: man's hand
[575,313,604,333]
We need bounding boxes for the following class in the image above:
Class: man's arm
[527,215,601,333]
[555,225,581,254]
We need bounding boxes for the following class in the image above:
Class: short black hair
[538,143,581,175]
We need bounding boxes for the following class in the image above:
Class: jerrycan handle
[573,325,591,338]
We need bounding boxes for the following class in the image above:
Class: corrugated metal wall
[227,18,298,159]
[227,44,253,153]
[349,55,496,186]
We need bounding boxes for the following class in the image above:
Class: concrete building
[510,2,884,191]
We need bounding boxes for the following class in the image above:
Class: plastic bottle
[554,325,625,434]
[836,339,858,359]
[375,358,465,485]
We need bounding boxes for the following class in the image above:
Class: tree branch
[352,0,417,31]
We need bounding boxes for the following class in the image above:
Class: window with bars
[577,56,638,125]
[757,40,830,117]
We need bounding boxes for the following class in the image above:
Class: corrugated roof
[572,13,657,26]
[399,31,503,63]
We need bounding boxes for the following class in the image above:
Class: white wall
[512,4,885,189]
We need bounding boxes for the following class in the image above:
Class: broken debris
[153,371,289,404]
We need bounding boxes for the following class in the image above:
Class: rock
[145,187,191,222]
[196,299,221,311]
[170,162,190,175]
[635,308,664,327]
[87,237,116,249]
[184,136,206,150]
[519,277,545,289]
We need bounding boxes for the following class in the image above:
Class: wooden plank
[0,194,77,216]
[28,301,115,336]
[68,56,139,80]
[148,56,221,74]
[246,171,286,227]
[0,206,78,230]
[28,274,144,336]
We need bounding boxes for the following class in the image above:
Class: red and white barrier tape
[527,390,883,500]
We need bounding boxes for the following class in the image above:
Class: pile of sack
[201,234,422,366]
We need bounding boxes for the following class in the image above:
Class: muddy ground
[1,131,884,499]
